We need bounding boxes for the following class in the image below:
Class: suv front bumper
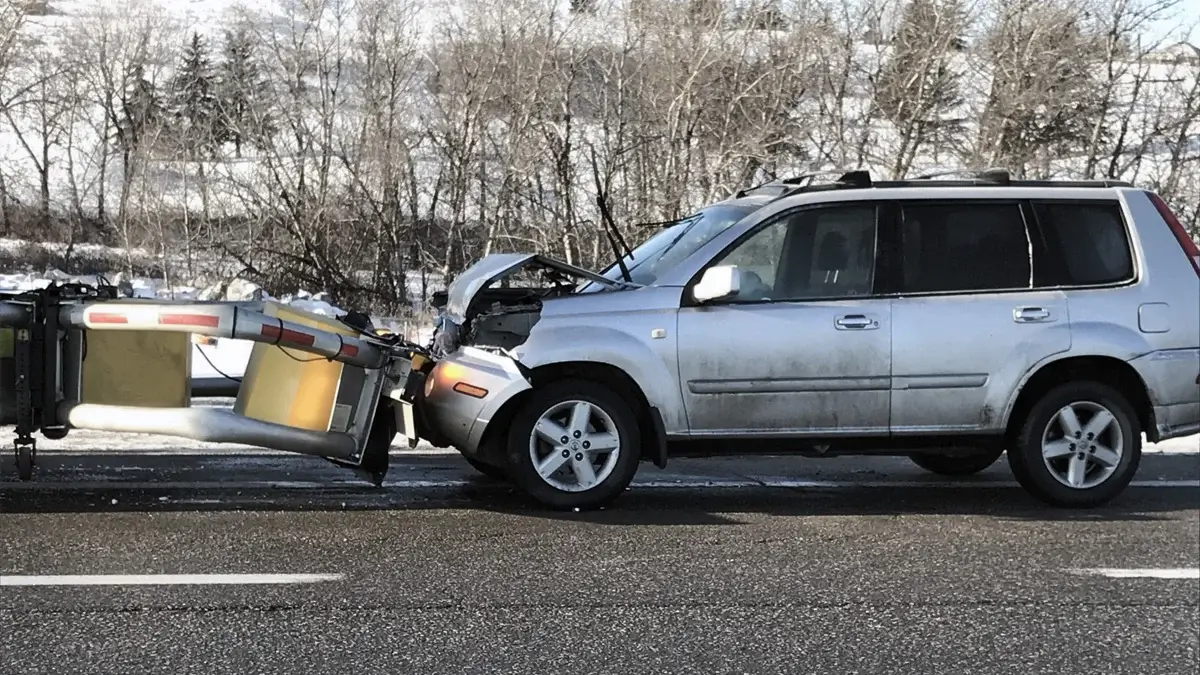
[391,346,532,453]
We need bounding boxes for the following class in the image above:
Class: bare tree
[975,0,1108,176]
[873,0,969,177]
[1080,0,1184,178]
[337,0,423,309]
[0,0,1195,312]
[0,0,26,230]
[58,0,176,244]
[2,33,76,233]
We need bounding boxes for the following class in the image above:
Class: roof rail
[732,167,1134,203]
[835,170,872,188]
[915,167,1012,184]
[734,168,869,198]
[909,167,1133,188]
[778,169,868,186]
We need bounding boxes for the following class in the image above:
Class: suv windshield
[596,203,758,285]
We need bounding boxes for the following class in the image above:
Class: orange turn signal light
[453,382,488,398]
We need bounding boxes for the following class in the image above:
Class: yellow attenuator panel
[234,301,357,432]
[79,330,191,407]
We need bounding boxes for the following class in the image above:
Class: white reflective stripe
[0,573,344,586]
[1072,568,1199,580]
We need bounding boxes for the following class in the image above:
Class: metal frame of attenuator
[0,282,424,482]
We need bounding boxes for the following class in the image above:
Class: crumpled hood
[441,253,626,325]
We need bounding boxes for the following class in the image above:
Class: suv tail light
[1145,191,1200,277]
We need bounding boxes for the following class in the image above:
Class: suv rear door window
[898,201,1032,293]
[1031,201,1134,287]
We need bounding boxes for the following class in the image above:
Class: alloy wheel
[527,399,621,493]
[1040,400,1124,489]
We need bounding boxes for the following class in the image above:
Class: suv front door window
[674,203,893,436]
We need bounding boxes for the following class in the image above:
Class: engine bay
[429,258,618,355]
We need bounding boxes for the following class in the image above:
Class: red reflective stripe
[260,324,316,347]
[89,312,128,324]
[339,343,359,358]
[159,313,220,328]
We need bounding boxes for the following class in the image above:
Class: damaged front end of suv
[395,198,767,509]
[393,252,645,458]
[428,253,636,357]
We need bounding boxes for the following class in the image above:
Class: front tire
[504,378,641,511]
[460,451,508,481]
[1007,381,1141,508]
[909,448,1004,476]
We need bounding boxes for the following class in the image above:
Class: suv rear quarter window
[1030,200,1135,287]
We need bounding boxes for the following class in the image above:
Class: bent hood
[442,253,628,324]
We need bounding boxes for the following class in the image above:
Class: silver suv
[402,170,1200,511]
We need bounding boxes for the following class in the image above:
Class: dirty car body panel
[675,200,895,436]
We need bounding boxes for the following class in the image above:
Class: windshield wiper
[633,214,703,229]
[647,212,703,261]
[589,147,635,284]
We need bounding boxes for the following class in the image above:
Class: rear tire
[504,378,641,511]
[909,448,1004,476]
[1007,381,1141,508]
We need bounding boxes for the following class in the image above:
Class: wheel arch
[1003,355,1157,443]
[475,360,668,469]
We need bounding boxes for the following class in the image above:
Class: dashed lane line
[1071,568,1200,580]
[0,573,345,587]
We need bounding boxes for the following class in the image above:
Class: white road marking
[0,573,344,587]
[1072,568,1200,580]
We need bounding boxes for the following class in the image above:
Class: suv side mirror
[693,265,741,303]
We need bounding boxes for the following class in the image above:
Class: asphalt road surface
[1,440,1198,675]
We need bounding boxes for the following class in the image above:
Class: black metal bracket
[5,280,121,458]
[13,302,37,469]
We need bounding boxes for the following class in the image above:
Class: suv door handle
[1013,306,1052,323]
[835,314,879,330]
